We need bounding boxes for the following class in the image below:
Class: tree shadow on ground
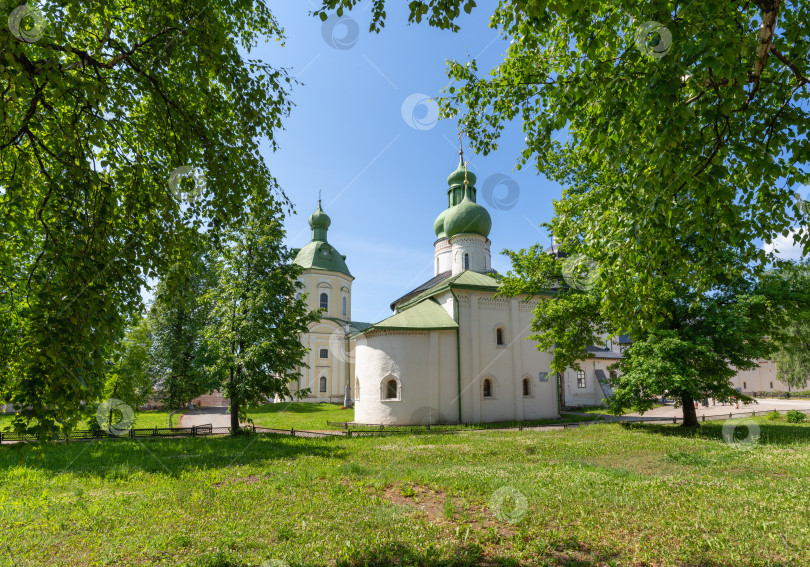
[619,420,810,446]
[193,541,794,567]
[0,432,347,478]
[193,541,622,567]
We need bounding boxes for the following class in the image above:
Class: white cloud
[763,226,809,260]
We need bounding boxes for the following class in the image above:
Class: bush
[786,410,807,423]
[766,410,781,421]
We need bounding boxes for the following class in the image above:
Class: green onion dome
[434,208,449,239]
[443,195,492,239]
[308,205,331,230]
[446,158,477,187]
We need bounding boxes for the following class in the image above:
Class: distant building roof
[390,269,507,311]
[586,345,624,359]
[390,271,453,311]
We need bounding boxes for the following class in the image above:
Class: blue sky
[254,2,561,324]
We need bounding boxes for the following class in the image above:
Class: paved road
[179,407,232,428]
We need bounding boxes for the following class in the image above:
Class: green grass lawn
[566,404,666,416]
[132,409,186,429]
[2,418,809,566]
[0,409,184,432]
[245,402,602,432]
[246,402,354,430]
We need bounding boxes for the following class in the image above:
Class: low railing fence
[0,424,227,444]
[4,408,809,443]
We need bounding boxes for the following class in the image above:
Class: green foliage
[766,261,810,390]
[314,0,477,32]
[150,245,219,409]
[105,315,155,409]
[203,196,320,429]
[318,0,810,330]
[1,1,294,436]
[498,244,607,373]
[766,410,781,421]
[500,245,778,424]
[786,409,806,423]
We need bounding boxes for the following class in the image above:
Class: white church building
[290,154,794,423]
[292,154,623,423]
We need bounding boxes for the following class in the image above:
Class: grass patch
[2,419,809,565]
[0,409,183,432]
[246,402,353,430]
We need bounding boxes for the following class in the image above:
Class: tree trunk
[229,366,240,434]
[681,393,698,427]
[230,396,240,433]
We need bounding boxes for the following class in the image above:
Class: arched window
[342,296,347,317]
[319,292,328,310]
[522,378,530,397]
[319,376,327,393]
[576,370,586,388]
[385,379,398,400]
[496,327,505,346]
[483,378,493,398]
[436,257,439,273]
[464,253,470,270]
[743,381,747,390]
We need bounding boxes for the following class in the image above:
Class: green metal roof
[395,270,501,311]
[293,241,352,277]
[359,299,458,335]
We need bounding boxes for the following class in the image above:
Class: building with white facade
[291,203,370,403]
[289,154,796,421]
[351,156,573,425]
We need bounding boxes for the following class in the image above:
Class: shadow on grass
[0,432,347,478]
[193,542,622,567]
[619,420,810,446]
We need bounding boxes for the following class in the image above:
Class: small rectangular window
[770,382,773,389]
[576,370,586,388]
[538,372,549,382]
[319,348,328,359]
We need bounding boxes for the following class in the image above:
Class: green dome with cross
[292,203,353,278]
[434,155,491,240]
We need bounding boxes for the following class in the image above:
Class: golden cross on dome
[458,132,469,186]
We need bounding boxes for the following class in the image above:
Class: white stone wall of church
[457,293,558,423]
[561,359,617,408]
[731,360,792,393]
[449,235,491,274]
[434,239,452,275]
[300,270,352,320]
[354,331,457,424]
[296,314,353,403]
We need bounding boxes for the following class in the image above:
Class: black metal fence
[0,424,226,444]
